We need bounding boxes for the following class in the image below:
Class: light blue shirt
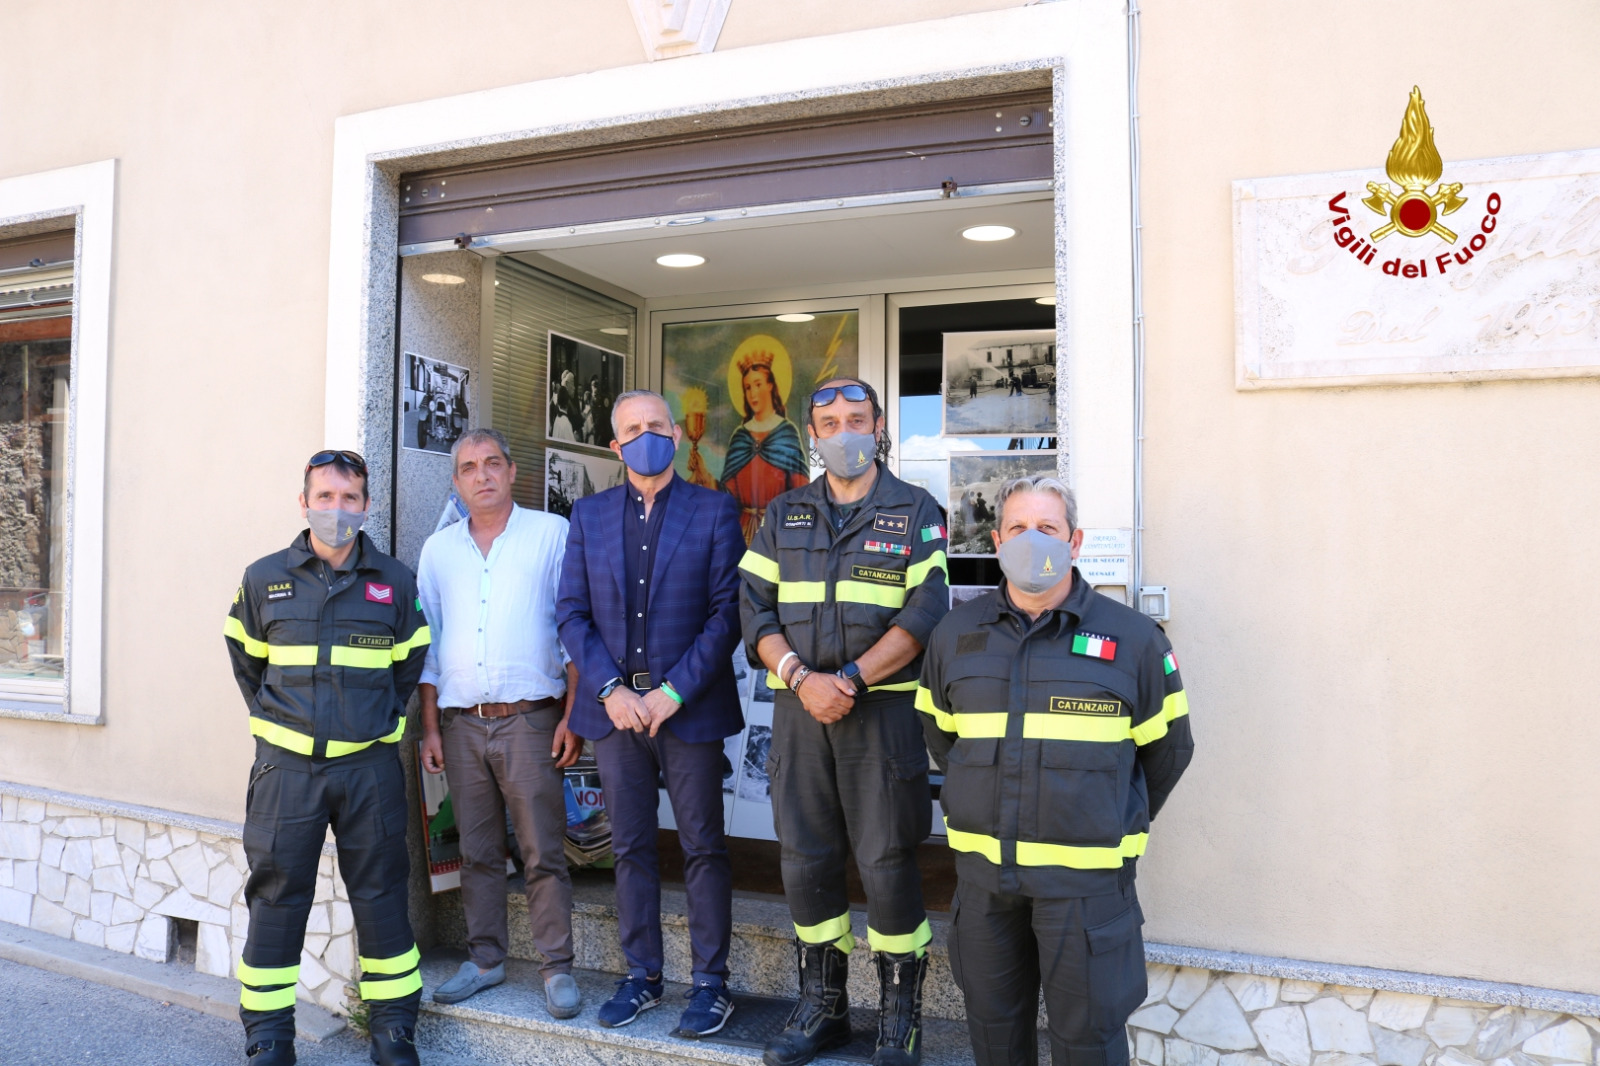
[417,504,570,707]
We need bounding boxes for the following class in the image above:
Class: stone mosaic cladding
[1130,966,1600,1066]
[0,791,355,1016]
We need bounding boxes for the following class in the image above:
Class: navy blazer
[556,474,746,743]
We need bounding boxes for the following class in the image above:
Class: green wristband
[661,681,683,705]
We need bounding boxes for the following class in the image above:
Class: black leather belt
[629,672,653,691]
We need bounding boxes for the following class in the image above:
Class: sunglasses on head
[305,449,368,475]
[810,383,871,408]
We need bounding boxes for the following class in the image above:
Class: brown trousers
[440,704,573,976]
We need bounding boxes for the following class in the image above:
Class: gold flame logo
[1361,87,1466,242]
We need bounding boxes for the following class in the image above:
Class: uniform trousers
[948,877,1147,1066]
[768,689,932,954]
[239,741,419,1044]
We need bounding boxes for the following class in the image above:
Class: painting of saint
[718,337,811,542]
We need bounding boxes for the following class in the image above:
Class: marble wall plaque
[1234,148,1600,388]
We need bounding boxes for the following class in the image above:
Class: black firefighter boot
[369,1026,420,1066]
[245,1040,296,1065]
[762,941,853,1066]
[872,950,927,1066]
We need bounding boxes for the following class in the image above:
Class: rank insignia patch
[365,583,393,604]
[265,581,295,602]
[872,512,909,536]
[1071,632,1117,661]
[851,564,906,586]
[782,511,816,529]
[864,539,911,557]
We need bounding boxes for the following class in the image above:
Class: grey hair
[610,389,669,434]
[450,427,513,471]
[995,475,1078,532]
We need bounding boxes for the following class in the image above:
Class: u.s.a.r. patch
[265,581,295,602]
[782,510,815,529]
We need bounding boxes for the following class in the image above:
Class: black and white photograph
[941,329,1057,437]
[948,450,1060,556]
[950,585,995,609]
[544,447,624,520]
[546,331,626,449]
[403,352,470,454]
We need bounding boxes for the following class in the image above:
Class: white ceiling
[511,195,1054,300]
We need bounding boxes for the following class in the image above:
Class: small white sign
[1078,555,1130,587]
[1079,528,1133,555]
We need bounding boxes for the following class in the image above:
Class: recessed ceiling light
[600,327,630,336]
[961,225,1016,242]
[775,313,815,323]
[1035,296,1056,306]
[421,273,466,285]
[656,253,705,268]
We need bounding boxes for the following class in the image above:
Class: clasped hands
[603,685,681,737]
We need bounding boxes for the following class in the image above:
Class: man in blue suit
[557,389,747,1038]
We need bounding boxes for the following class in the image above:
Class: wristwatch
[597,676,625,700]
[838,661,869,695]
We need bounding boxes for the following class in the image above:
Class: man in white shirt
[416,428,583,1018]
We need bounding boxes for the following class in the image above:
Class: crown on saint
[737,349,776,375]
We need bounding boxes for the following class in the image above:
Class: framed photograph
[546,330,626,449]
[544,447,624,520]
[947,450,1060,556]
[403,352,470,455]
[950,585,994,609]
[658,307,862,544]
[941,329,1056,437]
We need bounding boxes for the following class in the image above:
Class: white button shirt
[417,504,570,707]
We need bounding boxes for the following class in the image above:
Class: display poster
[941,330,1056,437]
[946,450,1060,556]
[544,447,624,520]
[661,311,858,544]
[403,352,470,455]
[415,741,462,894]
[546,331,626,450]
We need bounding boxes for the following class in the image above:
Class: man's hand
[420,727,445,775]
[798,671,855,724]
[552,712,582,769]
[643,688,681,738]
[603,687,651,733]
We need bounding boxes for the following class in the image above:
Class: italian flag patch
[1071,632,1117,661]
[920,524,947,542]
[1163,651,1178,675]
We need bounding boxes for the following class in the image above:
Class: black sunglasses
[305,449,368,475]
[810,383,871,408]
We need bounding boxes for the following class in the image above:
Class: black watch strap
[597,676,625,700]
[842,662,869,694]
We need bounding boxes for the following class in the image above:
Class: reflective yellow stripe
[249,717,314,756]
[267,645,318,666]
[1164,689,1190,722]
[836,580,906,609]
[777,580,826,603]
[794,913,852,948]
[330,646,393,669]
[950,712,1008,738]
[867,919,932,955]
[238,961,299,986]
[1133,690,1189,746]
[1023,714,1132,743]
[240,984,298,1011]
[359,946,421,974]
[223,616,268,658]
[391,625,431,659]
[867,679,918,692]
[738,550,781,583]
[325,716,407,758]
[1016,833,1148,869]
[945,823,1002,864]
[906,550,948,589]
[914,685,937,714]
[360,970,423,1001]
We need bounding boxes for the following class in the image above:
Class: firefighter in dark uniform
[223,450,432,1066]
[917,474,1194,1066]
[739,378,949,1066]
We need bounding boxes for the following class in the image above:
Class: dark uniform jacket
[739,464,949,691]
[225,531,431,759]
[917,571,1193,897]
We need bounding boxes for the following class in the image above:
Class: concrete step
[416,950,1005,1066]
[432,876,970,1022]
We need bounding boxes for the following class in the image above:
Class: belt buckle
[630,672,652,691]
[471,703,494,718]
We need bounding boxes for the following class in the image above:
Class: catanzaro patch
[850,564,906,586]
[349,634,394,648]
[1048,697,1121,716]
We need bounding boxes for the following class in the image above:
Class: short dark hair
[303,456,369,502]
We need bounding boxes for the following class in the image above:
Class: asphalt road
[0,958,479,1066]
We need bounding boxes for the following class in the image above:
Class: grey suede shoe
[545,972,582,1019]
[431,960,505,1004]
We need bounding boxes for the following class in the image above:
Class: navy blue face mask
[619,430,677,477]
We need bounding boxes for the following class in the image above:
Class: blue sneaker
[675,980,735,1038]
[597,974,664,1028]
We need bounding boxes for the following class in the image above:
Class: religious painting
[941,329,1057,437]
[661,310,859,544]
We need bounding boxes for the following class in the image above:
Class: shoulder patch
[264,581,295,602]
[872,512,909,536]
[955,631,988,656]
[234,585,244,605]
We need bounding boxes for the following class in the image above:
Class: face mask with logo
[814,430,876,480]
[306,507,366,550]
[997,528,1072,595]
[619,430,677,477]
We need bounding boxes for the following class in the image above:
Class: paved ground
[0,958,479,1066]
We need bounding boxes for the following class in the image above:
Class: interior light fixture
[421,273,466,285]
[961,225,1016,242]
[600,327,630,336]
[656,253,705,268]
[1036,296,1056,306]
[775,313,815,323]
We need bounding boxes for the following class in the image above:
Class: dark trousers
[948,879,1147,1066]
[440,704,573,977]
[239,742,419,1044]
[593,722,732,986]
[769,689,932,955]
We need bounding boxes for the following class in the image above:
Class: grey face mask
[814,430,877,480]
[306,507,366,550]
[997,528,1073,595]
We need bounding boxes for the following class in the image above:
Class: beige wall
[1135,0,1600,994]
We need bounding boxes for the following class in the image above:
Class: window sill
[0,695,100,726]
